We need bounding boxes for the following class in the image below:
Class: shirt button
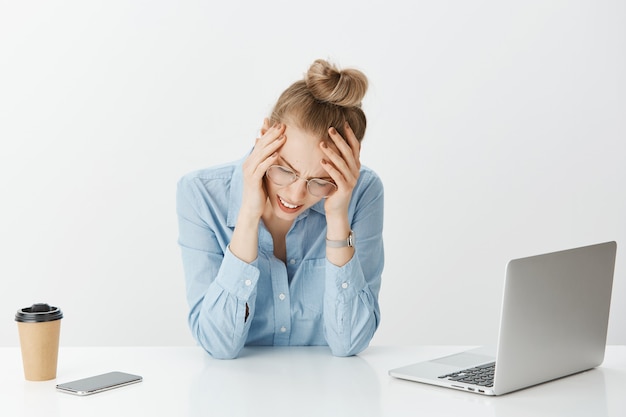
[278,293,286,301]
[341,282,349,289]
[289,259,296,265]
[244,279,252,286]
[280,326,287,333]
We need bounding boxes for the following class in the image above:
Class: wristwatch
[326,230,355,248]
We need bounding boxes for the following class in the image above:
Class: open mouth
[277,196,302,212]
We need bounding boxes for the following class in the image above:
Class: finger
[320,141,350,175]
[252,134,285,168]
[320,158,345,184]
[320,145,359,189]
[320,157,359,194]
[343,121,361,156]
[335,122,360,161]
[253,124,285,157]
[245,131,285,179]
[254,151,280,178]
[255,122,281,145]
[244,150,280,184]
[259,122,285,143]
[323,128,360,175]
[327,125,360,170]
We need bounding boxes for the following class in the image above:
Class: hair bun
[304,59,368,107]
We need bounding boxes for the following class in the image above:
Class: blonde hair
[270,59,368,142]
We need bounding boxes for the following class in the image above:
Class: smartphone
[56,371,142,396]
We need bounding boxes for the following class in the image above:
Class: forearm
[325,210,354,267]
[192,289,252,359]
[229,208,261,263]
[323,256,380,357]
[323,172,384,355]
[186,249,260,359]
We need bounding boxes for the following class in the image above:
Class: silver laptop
[389,241,617,396]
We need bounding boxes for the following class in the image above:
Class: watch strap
[326,230,354,248]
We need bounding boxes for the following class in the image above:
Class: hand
[319,121,361,217]
[240,119,286,219]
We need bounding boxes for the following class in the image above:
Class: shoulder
[179,161,238,183]
[178,160,241,191]
[346,165,384,214]
[176,159,244,213]
[356,165,384,193]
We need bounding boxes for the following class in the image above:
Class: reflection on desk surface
[490,368,609,417]
[189,346,381,417]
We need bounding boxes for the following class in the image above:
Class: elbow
[190,321,244,360]
[205,347,241,360]
[196,335,243,359]
[330,347,361,358]
[328,333,372,357]
[327,312,379,357]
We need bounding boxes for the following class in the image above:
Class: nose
[285,177,309,201]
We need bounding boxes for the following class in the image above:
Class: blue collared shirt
[176,156,384,359]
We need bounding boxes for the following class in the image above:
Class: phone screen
[56,371,142,396]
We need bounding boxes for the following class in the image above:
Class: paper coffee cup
[15,303,63,381]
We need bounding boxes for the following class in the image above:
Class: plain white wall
[1,0,624,348]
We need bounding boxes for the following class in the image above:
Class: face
[263,123,333,221]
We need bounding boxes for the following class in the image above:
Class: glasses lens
[266,165,296,186]
[307,179,337,198]
[267,165,337,198]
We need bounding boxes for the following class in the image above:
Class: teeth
[279,197,299,209]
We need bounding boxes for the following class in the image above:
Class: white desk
[2,345,625,416]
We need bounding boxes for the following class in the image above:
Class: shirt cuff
[214,246,260,300]
[325,254,366,298]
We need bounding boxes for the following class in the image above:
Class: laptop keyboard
[438,362,495,387]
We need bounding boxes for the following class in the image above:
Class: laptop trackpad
[431,351,494,368]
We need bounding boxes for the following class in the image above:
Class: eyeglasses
[265,165,337,198]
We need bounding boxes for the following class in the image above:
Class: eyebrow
[278,156,334,181]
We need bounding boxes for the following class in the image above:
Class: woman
[176,59,384,359]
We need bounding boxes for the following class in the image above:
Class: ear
[260,118,271,135]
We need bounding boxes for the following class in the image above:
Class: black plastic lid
[15,303,63,323]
